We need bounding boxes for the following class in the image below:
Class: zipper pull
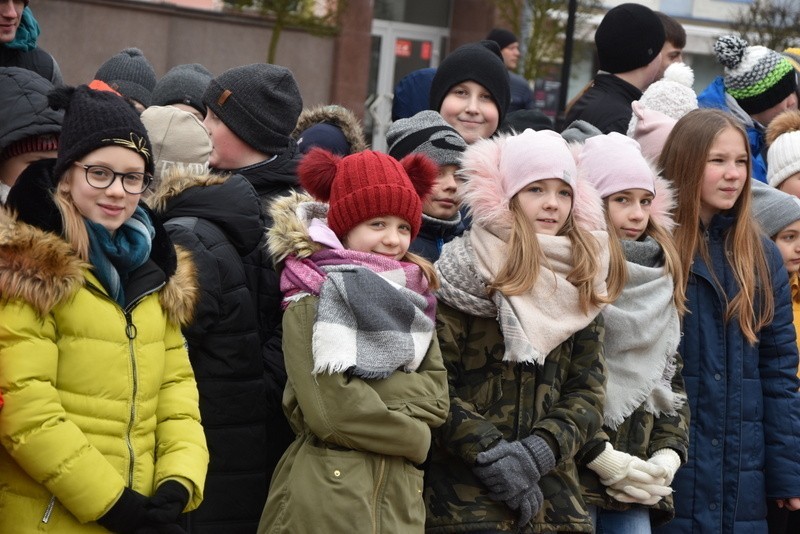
[41,495,56,523]
[125,312,137,340]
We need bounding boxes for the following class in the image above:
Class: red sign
[395,40,411,58]
[421,41,432,61]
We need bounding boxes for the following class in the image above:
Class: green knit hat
[714,35,797,115]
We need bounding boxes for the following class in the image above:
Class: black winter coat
[564,74,642,135]
[149,171,266,534]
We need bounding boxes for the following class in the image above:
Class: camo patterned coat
[577,352,690,527]
[424,302,606,533]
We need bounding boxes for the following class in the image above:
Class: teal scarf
[6,8,40,52]
[85,206,154,306]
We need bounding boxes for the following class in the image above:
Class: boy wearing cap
[485,28,535,113]
[429,40,511,144]
[386,109,468,261]
[201,62,304,485]
[698,35,798,183]
[565,3,666,134]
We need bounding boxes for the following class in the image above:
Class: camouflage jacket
[577,351,690,527]
[424,302,606,533]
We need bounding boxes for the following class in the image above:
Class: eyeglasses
[74,163,152,194]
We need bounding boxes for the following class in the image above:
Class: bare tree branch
[728,0,800,51]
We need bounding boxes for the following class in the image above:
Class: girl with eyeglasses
[0,83,208,533]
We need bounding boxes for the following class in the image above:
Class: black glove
[144,481,189,526]
[97,487,149,534]
[473,435,556,502]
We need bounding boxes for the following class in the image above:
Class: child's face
[203,109,256,170]
[516,178,572,235]
[63,145,145,234]
[778,172,800,200]
[699,127,748,226]
[422,164,460,220]
[342,215,412,260]
[606,188,653,241]
[774,220,800,274]
[439,81,499,145]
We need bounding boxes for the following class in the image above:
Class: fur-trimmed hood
[291,105,367,155]
[267,191,326,266]
[459,132,606,233]
[1,161,197,323]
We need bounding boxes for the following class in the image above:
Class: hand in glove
[506,483,544,528]
[97,487,149,534]
[473,436,556,502]
[647,448,681,485]
[144,481,189,526]
[606,479,672,506]
[587,442,668,487]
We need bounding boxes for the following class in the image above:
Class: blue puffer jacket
[655,214,800,533]
[697,77,768,183]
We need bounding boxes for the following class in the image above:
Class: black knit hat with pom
[49,84,154,181]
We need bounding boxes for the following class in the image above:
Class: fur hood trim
[146,168,229,213]
[460,134,606,233]
[766,109,800,146]
[267,191,325,265]
[291,105,368,155]
[0,206,86,316]
[159,244,198,327]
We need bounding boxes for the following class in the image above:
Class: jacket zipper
[41,495,56,523]
[371,457,386,534]
[85,281,165,487]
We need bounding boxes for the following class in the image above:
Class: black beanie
[49,84,154,181]
[202,63,303,156]
[94,48,157,107]
[595,3,665,74]
[485,28,517,51]
[429,41,511,126]
[152,63,213,116]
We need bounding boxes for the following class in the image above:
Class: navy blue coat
[656,214,800,533]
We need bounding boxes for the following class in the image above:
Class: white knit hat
[766,110,800,188]
[627,62,697,137]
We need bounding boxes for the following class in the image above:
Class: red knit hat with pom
[299,148,437,240]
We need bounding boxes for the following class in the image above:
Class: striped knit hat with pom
[714,35,797,115]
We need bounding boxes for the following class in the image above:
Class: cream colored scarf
[436,223,609,365]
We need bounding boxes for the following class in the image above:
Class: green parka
[0,200,209,533]
[424,302,606,533]
[258,193,450,534]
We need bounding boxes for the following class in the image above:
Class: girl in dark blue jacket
[656,108,800,533]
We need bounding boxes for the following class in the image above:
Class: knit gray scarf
[435,224,608,365]
[602,237,686,429]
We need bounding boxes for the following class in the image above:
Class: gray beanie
[94,48,157,107]
[751,180,800,237]
[152,63,213,116]
[386,110,467,166]
[202,63,303,155]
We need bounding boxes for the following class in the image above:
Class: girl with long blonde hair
[655,108,800,533]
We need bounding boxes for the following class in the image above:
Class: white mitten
[587,442,668,487]
[647,448,681,485]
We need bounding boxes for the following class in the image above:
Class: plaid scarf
[281,249,436,379]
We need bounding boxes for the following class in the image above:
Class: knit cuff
[650,448,681,471]
[587,442,630,482]
[522,435,556,476]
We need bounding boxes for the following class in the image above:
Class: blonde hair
[603,205,687,316]
[53,169,91,261]
[403,251,439,290]
[658,108,772,343]
[489,195,613,313]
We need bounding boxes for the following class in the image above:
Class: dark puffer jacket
[0,66,62,157]
[148,171,266,533]
[229,147,302,481]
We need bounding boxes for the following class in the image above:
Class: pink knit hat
[579,132,655,197]
[630,101,677,163]
[501,129,577,199]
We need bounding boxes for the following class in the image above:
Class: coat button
[710,503,717,510]
[714,373,722,381]
[334,470,341,477]
[711,439,719,446]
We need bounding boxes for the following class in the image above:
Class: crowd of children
[3,1,800,534]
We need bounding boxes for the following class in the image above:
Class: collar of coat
[0,159,197,324]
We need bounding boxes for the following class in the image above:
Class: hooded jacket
[257,193,450,534]
[0,66,62,157]
[698,76,768,183]
[148,170,267,534]
[0,160,208,533]
[292,105,367,155]
[655,214,800,533]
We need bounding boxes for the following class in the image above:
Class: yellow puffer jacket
[0,206,209,533]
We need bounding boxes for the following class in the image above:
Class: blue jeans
[589,505,652,534]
